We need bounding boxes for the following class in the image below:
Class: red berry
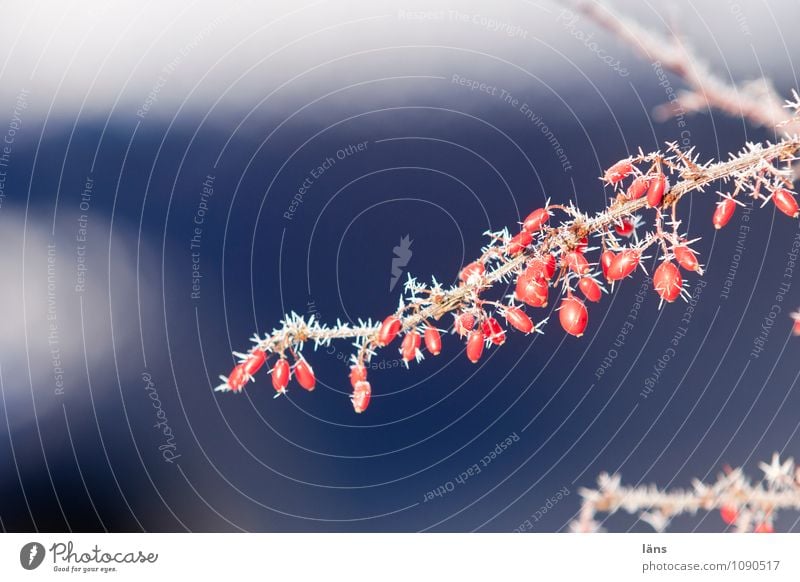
[713,198,736,229]
[719,505,738,525]
[459,261,485,283]
[793,316,800,336]
[773,188,799,218]
[674,245,699,272]
[504,306,533,334]
[351,380,371,414]
[481,317,506,345]
[424,326,442,355]
[626,175,649,199]
[604,159,633,184]
[272,358,290,394]
[466,330,484,363]
[559,295,588,337]
[454,312,475,336]
[349,364,367,388]
[243,349,266,377]
[294,358,316,391]
[525,254,556,281]
[607,249,640,281]
[377,316,402,346]
[576,236,589,253]
[578,277,602,302]
[614,218,634,238]
[515,274,548,307]
[523,208,550,233]
[400,331,421,363]
[653,261,682,303]
[565,251,590,275]
[754,522,774,533]
[227,364,249,393]
[507,230,532,255]
[600,250,616,281]
[646,174,666,207]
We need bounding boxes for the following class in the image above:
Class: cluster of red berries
[219,349,316,396]
[719,505,773,533]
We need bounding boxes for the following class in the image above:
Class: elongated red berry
[481,317,506,345]
[349,364,367,388]
[351,380,371,413]
[515,274,548,307]
[579,277,602,302]
[507,230,532,255]
[773,188,799,218]
[653,261,682,302]
[504,306,533,334]
[377,316,402,346]
[400,331,421,363]
[604,159,633,184]
[626,175,649,199]
[559,295,588,337]
[227,364,248,393]
[459,261,485,283]
[294,358,316,391]
[576,236,589,253]
[454,312,475,336]
[424,326,442,355]
[565,251,590,275]
[646,174,666,207]
[713,198,736,229]
[525,254,556,281]
[719,505,738,525]
[608,249,640,281]
[614,218,634,238]
[272,358,290,394]
[600,250,616,281]
[466,330,484,363]
[674,245,699,272]
[523,208,549,233]
[243,349,266,377]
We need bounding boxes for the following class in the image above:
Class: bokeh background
[1,0,800,532]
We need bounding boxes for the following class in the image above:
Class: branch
[216,132,800,413]
[572,453,800,533]
[574,1,800,133]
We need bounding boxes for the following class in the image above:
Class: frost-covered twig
[572,453,800,533]
[574,1,800,133]
[217,130,800,413]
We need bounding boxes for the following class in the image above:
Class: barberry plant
[572,453,800,533]
[216,100,800,414]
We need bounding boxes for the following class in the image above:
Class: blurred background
[1,0,800,532]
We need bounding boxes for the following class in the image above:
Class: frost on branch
[574,1,799,133]
[216,127,800,413]
[572,454,800,533]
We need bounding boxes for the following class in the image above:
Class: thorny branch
[572,453,800,533]
[573,1,799,133]
[216,118,800,414]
